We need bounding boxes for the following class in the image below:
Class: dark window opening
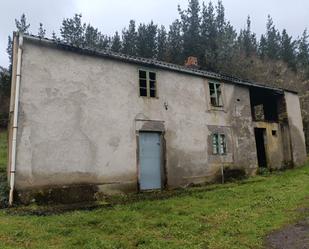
[249,88,283,122]
[139,70,157,98]
[272,130,277,136]
[254,104,265,120]
[149,72,156,80]
[140,88,147,97]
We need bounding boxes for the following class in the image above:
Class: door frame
[254,127,268,168]
[136,130,167,191]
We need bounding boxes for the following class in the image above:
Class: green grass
[0,130,309,248]
[0,130,7,172]
[0,130,8,207]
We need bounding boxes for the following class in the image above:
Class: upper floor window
[209,82,223,107]
[139,70,157,98]
[212,133,226,155]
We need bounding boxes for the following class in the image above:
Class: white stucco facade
[8,35,307,202]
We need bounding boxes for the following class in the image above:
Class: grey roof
[22,33,297,94]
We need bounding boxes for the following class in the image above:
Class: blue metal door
[139,132,162,190]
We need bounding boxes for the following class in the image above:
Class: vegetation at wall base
[0,164,308,248]
[0,131,8,208]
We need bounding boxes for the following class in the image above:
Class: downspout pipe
[9,33,23,206]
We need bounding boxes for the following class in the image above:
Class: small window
[139,70,157,98]
[272,130,277,136]
[209,82,223,107]
[212,133,226,155]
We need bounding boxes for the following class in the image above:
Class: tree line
[4,1,309,76]
[2,0,309,100]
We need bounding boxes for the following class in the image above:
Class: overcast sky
[1,0,308,67]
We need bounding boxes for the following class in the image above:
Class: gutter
[9,33,23,206]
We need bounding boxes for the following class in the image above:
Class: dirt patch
[265,218,309,249]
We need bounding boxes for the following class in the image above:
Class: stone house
[7,33,307,204]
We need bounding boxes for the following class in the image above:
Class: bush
[0,112,8,129]
[0,172,8,208]
[257,167,271,176]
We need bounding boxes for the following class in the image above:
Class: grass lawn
[0,130,308,249]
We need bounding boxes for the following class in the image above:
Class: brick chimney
[185,56,198,68]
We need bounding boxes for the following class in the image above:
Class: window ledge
[139,96,159,99]
[207,106,226,113]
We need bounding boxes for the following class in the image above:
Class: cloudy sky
[1,0,308,67]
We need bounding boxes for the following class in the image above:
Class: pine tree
[122,20,137,56]
[200,1,217,68]
[84,24,101,48]
[7,14,31,67]
[38,23,46,38]
[259,34,267,58]
[264,15,281,60]
[15,13,30,34]
[297,29,309,77]
[0,66,10,97]
[216,0,225,34]
[166,19,183,64]
[214,1,237,72]
[280,29,296,69]
[60,14,86,47]
[156,26,167,61]
[6,36,13,66]
[97,35,110,50]
[52,31,57,40]
[178,0,201,58]
[238,16,257,56]
[111,31,122,52]
[136,21,157,58]
[297,29,309,68]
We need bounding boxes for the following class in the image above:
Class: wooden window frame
[209,82,223,107]
[212,133,226,155]
[139,69,157,98]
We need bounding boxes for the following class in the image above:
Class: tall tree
[122,20,137,56]
[238,16,257,56]
[84,24,101,48]
[297,29,309,77]
[111,31,122,52]
[52,31,58,40]
[280,29,296,69]
[60,14,85,47]
[156,25,168,61]
[15,13,30,34]
[259,34,267,58]
[214,1,237,72]
[6,36,13,66]
[7,14,31,67]
[0,67,10,97]
[263,15,281,60]
[200,1,217,68]
[178,0,201,58]
[136,21,157,58]
[97,35,110,50]
[38,23,46,37]
[215,0,225,33]
[166,19,183,64]
[297,29,309,68]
